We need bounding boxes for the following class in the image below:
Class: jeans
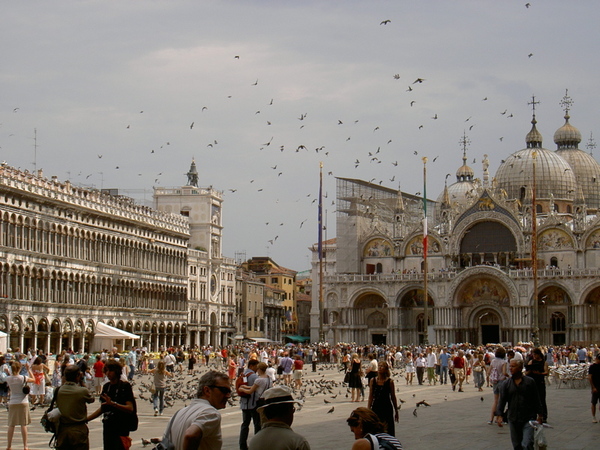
[128,364,135,380]
[153,387,165,413]
[473,369,484,388]
[239,408,261,450]
[508,420,534,450]
[440,366,449,384]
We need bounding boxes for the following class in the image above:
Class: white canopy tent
[0,331,7,354]
[92,322,140,353]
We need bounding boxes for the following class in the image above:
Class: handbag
[149,383,156,395]
[22,376,30,395]
[153,409,179,450]
[343,372,351,384]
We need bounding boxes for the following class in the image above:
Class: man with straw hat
[249,385,310,450]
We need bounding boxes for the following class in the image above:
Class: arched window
[376,263,383,273]
[550,257,558,268]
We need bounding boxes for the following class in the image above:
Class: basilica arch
[397,287,434,345]
[535,284,572,346]
[343,291,389,344]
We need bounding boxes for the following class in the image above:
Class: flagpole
[422,157,429,346]
[532,151,539,347]
[318,162,325,342]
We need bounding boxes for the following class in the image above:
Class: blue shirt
[439,353,450,367]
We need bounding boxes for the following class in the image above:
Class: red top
[293,359,304,370]
[453,356,465,369]
[93,360,105,378]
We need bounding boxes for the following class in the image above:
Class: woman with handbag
[148,360,173,416]
[6,360,35,450]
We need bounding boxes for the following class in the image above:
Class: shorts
[293,370,303,380]
[94,377,105,387]
[592,391,600,405]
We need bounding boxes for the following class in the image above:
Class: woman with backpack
[488,346,509,425]
[346,407,403,449]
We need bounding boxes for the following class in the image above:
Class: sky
[2,1,600,272]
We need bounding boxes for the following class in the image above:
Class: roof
[296,293,311,302]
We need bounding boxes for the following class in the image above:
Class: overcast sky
[2,1,600,271]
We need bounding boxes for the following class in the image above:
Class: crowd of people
[0,341,597,449]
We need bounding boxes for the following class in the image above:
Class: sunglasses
[209,385,232,395]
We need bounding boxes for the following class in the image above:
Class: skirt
[8,403,31,426]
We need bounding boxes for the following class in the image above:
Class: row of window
[0,215,186,275]
[0,268,187,312]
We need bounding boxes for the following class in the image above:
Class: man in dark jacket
[496,359,543,450]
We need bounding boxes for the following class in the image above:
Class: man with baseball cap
[248,385,310,450]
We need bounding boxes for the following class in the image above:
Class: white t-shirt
[170,398,222,450]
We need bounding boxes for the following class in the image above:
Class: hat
[257,385,302,412]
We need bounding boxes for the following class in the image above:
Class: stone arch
[448,267,517,307]
[449,214,524,266]
[397,287,434,308]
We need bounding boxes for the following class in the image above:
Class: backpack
[40,386,61,448]
[365,433,403,450]
[236,374,250,397]
[490,365,500,383]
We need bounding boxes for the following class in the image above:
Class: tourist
[162,370,230,449]
[404,351,414,385]
[6,361,35,450]
[525,348,549,422]
[149,360,173,416]
[29,355,50,405]
[488,346,509,424]
[496,359,543,449]
[346,407,403,449]
[249,385,309,450]
[451,350,467,392]
[367,361,399,437]
[588,353,600,423]
[239,359,261,450]
[348,353,363,402]
[55,365,95,449]
[87,359,136,450]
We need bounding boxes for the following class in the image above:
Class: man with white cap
[249,385,310,450]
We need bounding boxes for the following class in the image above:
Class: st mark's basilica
[311,93,600,347]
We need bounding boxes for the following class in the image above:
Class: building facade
[0,164,189,353]
[155,160,236,348]
[242,257,298,335]
[312,96,600,347]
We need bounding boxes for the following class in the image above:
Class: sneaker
[159,411,163,416]
[154,409,158,416]
[593,417,598,423]
[487,421,493,425]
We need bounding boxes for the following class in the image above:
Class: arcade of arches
[0,315,188,354]
[322,276,600,346]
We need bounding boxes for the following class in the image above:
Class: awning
[283,335,310,343]
[250,338,275,343]
[95,322,140,340]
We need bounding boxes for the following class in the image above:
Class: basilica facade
[311,95,600,347]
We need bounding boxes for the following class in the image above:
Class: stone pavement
[3,363,597,449]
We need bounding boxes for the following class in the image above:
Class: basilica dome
[437,147,477,207]
[553,113,600,210]
[495,117,576,202]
